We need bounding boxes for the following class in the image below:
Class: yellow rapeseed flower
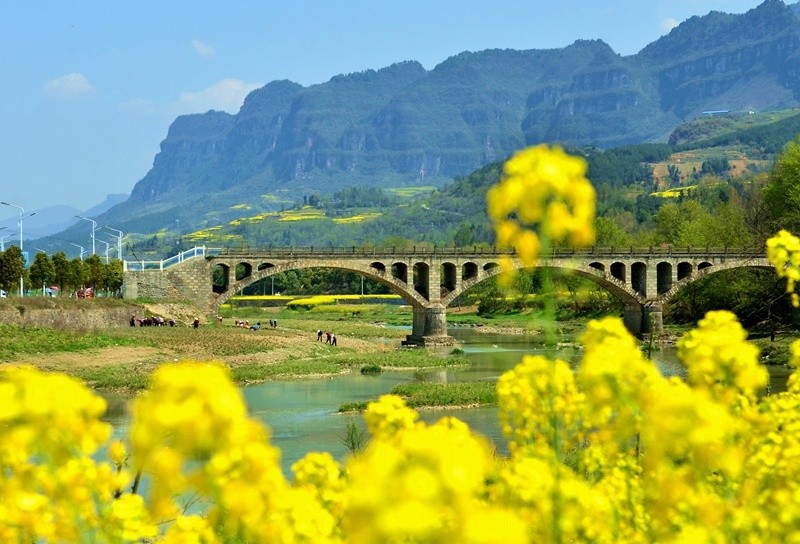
[487,145,595,269]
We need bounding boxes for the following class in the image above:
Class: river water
[103,326,688,476]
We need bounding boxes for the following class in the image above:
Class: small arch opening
[462,262,478,281]
[235,262,252,281]
[391,262,408,283]
[677,262,692,281]
[631,262,646,296]
[657,262,673,294]
[212,263,230,294]
[610,262,626,282]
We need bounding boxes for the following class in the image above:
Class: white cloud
[173,79,262,115]
[191,39,216,60]
[44,72,95,99]
[661,17,680,33]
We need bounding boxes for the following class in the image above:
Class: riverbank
[2,297,797,400]
[0,315,466,392]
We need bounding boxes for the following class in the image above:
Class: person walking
[332,334,337,346]
[317,329,323,341]
[325,331,331,344]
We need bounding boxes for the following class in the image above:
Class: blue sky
[0,0,768,218]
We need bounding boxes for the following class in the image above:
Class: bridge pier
[623,305,644,337]
[644,302,664,336]
[623,302,664,338]
[403,305,457,347]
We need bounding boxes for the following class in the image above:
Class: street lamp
[75,215,97,255]
[1,201,35,296]
[102,225,123,261]
[69,243,85,261]
[97,239,110,264]
[0,233,16,251]
[100,236,119,258]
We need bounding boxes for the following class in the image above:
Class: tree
[667,164,681,187]
[594,216,632,248]
[51,251,70,294]
[67,258,86,292]
[0,247,25,294]
[83,254,105,291]
[764,136,800,234]
[29,252,56,294]
[103,259,124,296]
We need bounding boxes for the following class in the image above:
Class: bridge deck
[213,246,765,258]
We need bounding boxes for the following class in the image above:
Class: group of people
[233,318,278,330]
[130,315,176,327]
[317,329,337,346]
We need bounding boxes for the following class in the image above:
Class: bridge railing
[123,246,223,272]
[210,245,766,259]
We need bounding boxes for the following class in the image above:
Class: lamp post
[69,243,85,261]
[100,236,119,258]
[97,239,110,264]
[75,215,97,255]
[0,233,16,251]
[1,201,34,296]
[102,225,123,261]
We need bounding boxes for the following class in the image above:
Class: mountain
[84,0,800,236]
[0,194,128,244]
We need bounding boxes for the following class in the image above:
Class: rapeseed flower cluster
[7,312,800,542]
[767,228,800,306]
[3,145,800,542]
[487,144,595,267]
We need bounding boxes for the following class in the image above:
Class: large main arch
[214,262,430,311]
[657,261,776,305]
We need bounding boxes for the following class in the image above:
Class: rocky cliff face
[104,0,800,232]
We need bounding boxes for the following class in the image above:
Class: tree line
[0,249,123,297]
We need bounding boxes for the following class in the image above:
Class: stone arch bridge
[122,246,770,345]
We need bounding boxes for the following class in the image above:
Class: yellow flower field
[4,145,800,542]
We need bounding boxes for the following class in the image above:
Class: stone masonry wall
[124,258,215,311]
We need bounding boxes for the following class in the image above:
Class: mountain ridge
[59,0,800,238]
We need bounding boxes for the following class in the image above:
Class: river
[102,326,688,476]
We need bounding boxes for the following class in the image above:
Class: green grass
[0,324,145,362]
[339,380,496,412]
[230,359,343,382]
[391,381,497,407]
[73,366,152,390]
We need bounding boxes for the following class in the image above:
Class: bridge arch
[441,261,645,308]
[236,262,253,281]
[462,262,478,281]
[658,261,775,305]
[212,263,230,293]
[212,262,430,312]
[413,262,429,298]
